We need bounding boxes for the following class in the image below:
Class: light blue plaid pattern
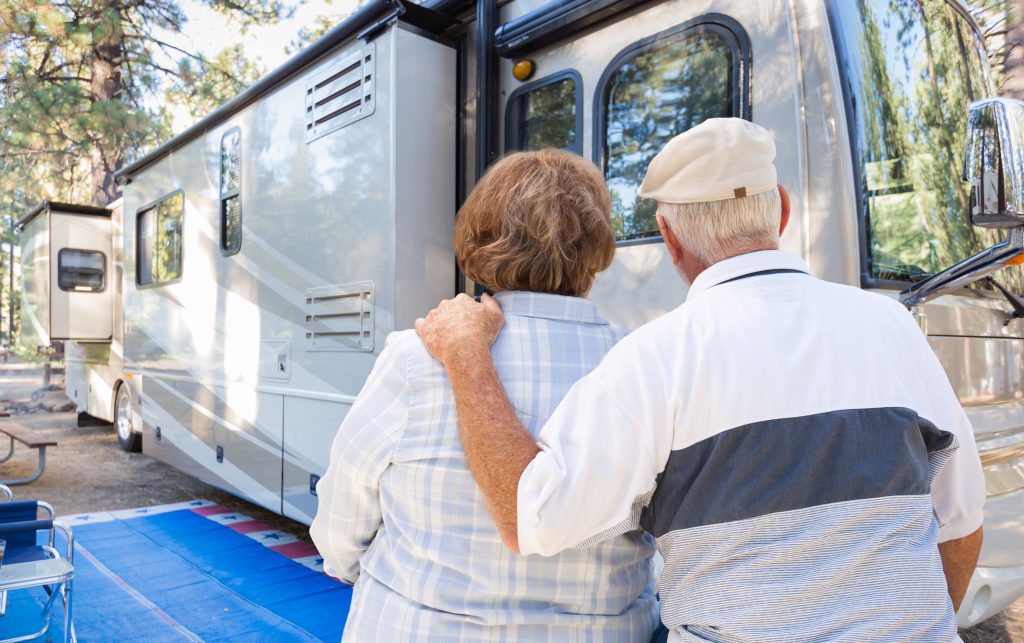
[311,291,659,642]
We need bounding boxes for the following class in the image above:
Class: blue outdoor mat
[1,500,350,641]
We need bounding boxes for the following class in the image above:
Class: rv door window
[600,22,745,242]
[57,249,105,292]
[831,0,1022,291]
[220,128,242,255]
[136,191,184,286]
[506,71,581,153]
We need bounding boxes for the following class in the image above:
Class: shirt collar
[494,291,609,325]
[685,250,810,302]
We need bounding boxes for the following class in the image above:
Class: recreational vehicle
[16,0,1024,627]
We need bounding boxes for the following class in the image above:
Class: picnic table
[0,422,58,486]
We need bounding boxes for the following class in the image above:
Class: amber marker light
[512,59,536,82]
[1008,254,1024,266]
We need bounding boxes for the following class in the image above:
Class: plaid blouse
[310,290,658,642]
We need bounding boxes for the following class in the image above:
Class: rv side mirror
[964,97,1024,229]
[899,98,1024,308]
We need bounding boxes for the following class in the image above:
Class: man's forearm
[446,345,540,552]
[938,527,983,612]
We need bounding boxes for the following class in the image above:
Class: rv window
[220,128,241,255]
[136,191,184,286]
[57,249,105,292]
[600,23,744,242]
[506,72,581,153]
[831,0,1022,291]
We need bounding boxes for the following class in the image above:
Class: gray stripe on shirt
[642,407,955,537]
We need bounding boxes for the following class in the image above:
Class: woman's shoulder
[380,328,444,383]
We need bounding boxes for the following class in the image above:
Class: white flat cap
[638,117,777,203]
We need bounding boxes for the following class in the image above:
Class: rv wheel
[115,385,141,452]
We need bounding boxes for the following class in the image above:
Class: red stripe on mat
[228,520,273,534]
[270,541,319,559]
[192,505,231,516]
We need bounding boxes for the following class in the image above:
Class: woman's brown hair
[455,149,615,297]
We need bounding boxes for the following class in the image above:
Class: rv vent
[304,281,374,352]
[305,43,376,143]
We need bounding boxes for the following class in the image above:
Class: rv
[16,0,1024,627]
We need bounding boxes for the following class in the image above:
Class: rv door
[17,201,114,344]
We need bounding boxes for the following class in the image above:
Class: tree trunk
[89,7,126,207]
[1005,0,1024,99]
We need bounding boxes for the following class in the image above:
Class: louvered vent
[305,43,376,143]
[304,281,374,352]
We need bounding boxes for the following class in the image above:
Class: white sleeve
[893,307,986,543]
[931,402,986,543]
[308,334,409,583]
[517,341,672,557]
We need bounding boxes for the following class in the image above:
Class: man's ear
[778,184,791,237]
[657,214,685,268]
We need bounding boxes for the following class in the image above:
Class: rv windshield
[832,0,1023,291]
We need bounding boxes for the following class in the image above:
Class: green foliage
[11,342,53,364]
[0,0,293,346]
[0,0,289,212]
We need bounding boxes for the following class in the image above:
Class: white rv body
[23,0,1024,628]
[120,24,456,521]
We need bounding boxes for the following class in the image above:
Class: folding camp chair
[0,500,75,643]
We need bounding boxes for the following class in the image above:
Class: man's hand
[415,293,504,366]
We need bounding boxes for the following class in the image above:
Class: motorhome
[16,0,1024,627]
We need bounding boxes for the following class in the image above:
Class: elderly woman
[310,149,658,641]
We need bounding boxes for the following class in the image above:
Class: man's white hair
[657,188,782,266]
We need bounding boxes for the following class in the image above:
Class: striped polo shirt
[517,250,985,642]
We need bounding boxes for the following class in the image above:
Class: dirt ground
[0,364,1021,641]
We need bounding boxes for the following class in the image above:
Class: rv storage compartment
[17,202,113,344]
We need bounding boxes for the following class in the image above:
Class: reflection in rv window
[220,128,241,255]
[507,75,579,152]
[58,249,105,292]
[603,30,735,241]
[137,192,184,286]
[137,208,156,285]
[833,0,1022,291]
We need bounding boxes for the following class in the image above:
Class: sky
[161,0,361,131]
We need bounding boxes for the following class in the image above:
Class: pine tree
[0,0,288,208]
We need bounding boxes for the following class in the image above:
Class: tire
[115,384,142,452]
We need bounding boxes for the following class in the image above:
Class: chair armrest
[0,518,54,537]
[52,521,73,564]
[0,484,11,501]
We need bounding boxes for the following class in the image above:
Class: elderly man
[415,118,986,642]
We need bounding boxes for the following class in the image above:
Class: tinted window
[137,208,156,285]
[58,249,105,292]
[137,192,184,286]
[832,0,1021,290]
[603,28,738,241]
[220,128,242,255]
[507,74,579,152]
